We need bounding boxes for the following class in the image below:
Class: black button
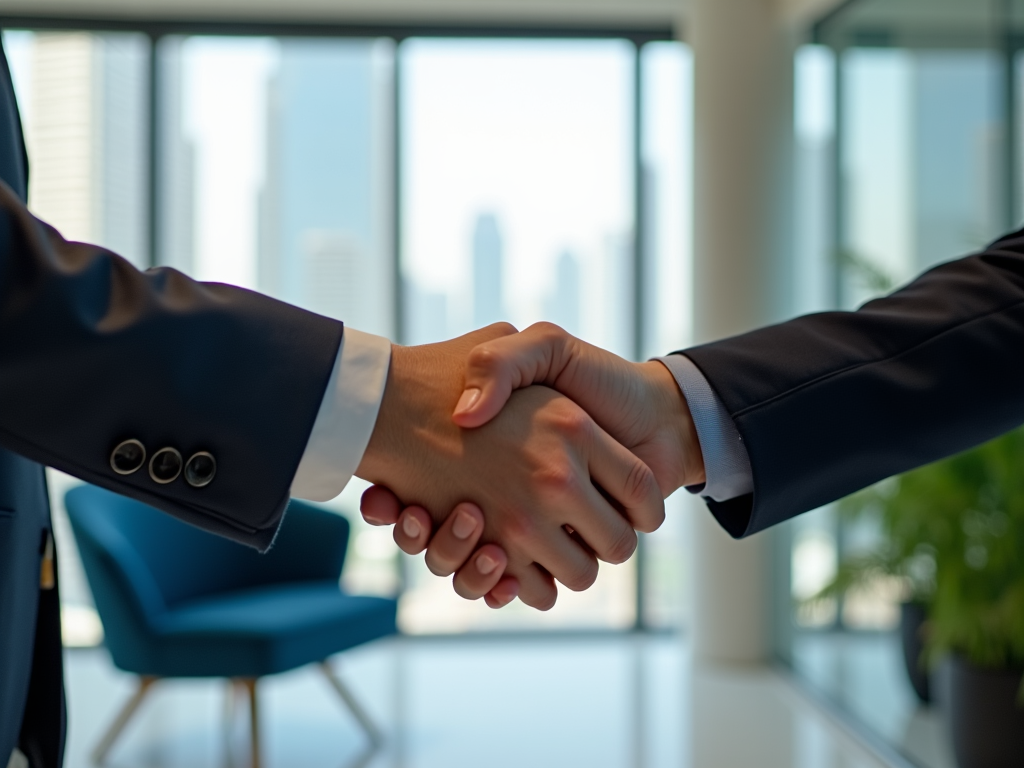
[110,439,146,475]
[184,452,216,488]
[149,447,182,484]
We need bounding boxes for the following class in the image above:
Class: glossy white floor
[62,635,894,768]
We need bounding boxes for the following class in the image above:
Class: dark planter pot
[947,654,1024,768]
[900,601,931,704]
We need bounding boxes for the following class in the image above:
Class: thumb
[452,322,574,428]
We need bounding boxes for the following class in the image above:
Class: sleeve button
[110,439,146,475]
[184,452,216,488]
[149,447,182,484]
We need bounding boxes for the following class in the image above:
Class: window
[783,2,1023,765]
[3,25,693,638]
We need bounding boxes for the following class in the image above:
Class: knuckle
[604,527,638,565]
[467,344,507,375]
[635,497,667,534]
[535,464,578,497]
[529,321,564,340]
[499,509,539,547]
[489,321,518,337]
[531,589,558,612]
[549,404,591,442]
[563,559,599,592]
[624,460,658,505]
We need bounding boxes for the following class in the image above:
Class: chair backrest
[65,485,351,644]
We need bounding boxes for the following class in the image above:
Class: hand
[452,322,704,493]
[355,325,664,610]
[360,491,519,608]
[362,322,705,607]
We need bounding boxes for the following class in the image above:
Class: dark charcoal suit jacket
[684,238,1024,539]
[0,41,342,766]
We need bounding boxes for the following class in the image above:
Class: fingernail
[452,508,477,540]
[476,553,498,575]
[402,515,422,539]
[453,387,481,416]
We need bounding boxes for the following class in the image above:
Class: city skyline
[257,38,393,338]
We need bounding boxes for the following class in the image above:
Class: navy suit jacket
[684,240,1024,538]
[0,40,342,766]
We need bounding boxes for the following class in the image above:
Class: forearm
[0,181,342,549]
[683,244,1024,537]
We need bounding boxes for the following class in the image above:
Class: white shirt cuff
[290,327,392,502]
[655,353,754,502]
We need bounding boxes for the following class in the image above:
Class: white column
[687,0,797,664]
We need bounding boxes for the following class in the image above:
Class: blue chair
[65,484,397,767]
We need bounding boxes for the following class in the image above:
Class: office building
[259,39,392,337]
[471,212,505,328]
[544,249,581,336]
[23,32,148,267]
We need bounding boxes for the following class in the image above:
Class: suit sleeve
[681,231,1024,539]
[0,180,343,551]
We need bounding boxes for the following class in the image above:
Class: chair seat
[140,582,397,678]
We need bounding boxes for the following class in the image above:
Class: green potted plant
[806,478,940,703]
[922,427,1024,768]
[812,427,1024,767]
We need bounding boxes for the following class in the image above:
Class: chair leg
[91,675,157,764]
[319,661,383,746]
[224,679,244,745]
[242,677,261,768]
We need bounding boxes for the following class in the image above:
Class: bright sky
[181,36,278,290]
[401,39,634,339]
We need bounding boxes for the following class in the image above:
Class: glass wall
[639,42,694,629]
[399,39,637,631]
[5,31,150,267]
[2,28,694,638]
[785,2,1024,765]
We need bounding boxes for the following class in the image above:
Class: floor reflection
[793,631,956,768]
[64,634,894,768]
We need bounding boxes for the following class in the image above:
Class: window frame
[0,13,680,633]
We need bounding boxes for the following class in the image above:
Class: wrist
[354,346,398,482]
[354,341,466,502]
[642,360,705,493]
[356,344,430,482]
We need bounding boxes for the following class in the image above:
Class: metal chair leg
[224,679,244,752]
[242,678,261,768]
[91,675,157,764]
[319,661,383,746]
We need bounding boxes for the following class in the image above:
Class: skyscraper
[156,36,196,276]
[403,278,449,345]
[24,32,149,267]
[600,232,633,359]
[472,212,505,328]
[545,250,581,337]
[259,39,393,338]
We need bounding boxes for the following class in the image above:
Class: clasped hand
[354,323,705,610]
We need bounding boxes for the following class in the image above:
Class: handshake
[354,322,706,611]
